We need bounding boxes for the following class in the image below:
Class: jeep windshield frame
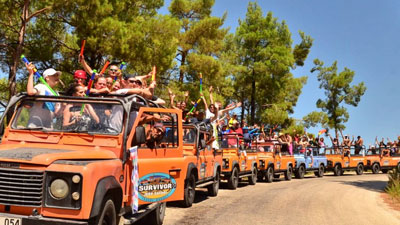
[9,95,126,135]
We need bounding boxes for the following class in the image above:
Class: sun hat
[43,68,61,78]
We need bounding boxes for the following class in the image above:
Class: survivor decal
[138,173,177,202]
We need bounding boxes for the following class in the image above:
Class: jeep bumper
[0,212,87,225]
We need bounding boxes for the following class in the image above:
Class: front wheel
[356,164,364,175]
[314,164,324,177]
[333,164,342,176]
[96,199,116,225]
[265,167,274,183]
[227,167,239,190]
[284,166,293,181]
[180,174,196,207]
[248,167,257,185]
[372,163,380,174]
[295,165,305,179]
[207,172,220,197]
[146,202,166,225]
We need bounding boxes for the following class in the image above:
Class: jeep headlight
[50,179,69,199]
[45,172,82,209]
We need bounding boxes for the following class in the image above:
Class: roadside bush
[386,168,400,200]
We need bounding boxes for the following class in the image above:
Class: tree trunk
[250,69,256,125]
[179,51,187,83]
[8,1,30,100]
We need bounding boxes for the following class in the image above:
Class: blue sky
[162,0,400,145]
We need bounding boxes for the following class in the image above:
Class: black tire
[248,167,257,185]
[316,164,324,177]
[96,199,116,225]
[397,163,400,172]
[207,171,220,197]
[146,202,166,225]
[295,165,305,179]
[356,164,364,175]
[284,165,293,181]
[265,166,274,183]
[227,167,239,190]
[382,169,388,174]
[372,163,380,174]
[180,174,196,207]
[333,164,342,176]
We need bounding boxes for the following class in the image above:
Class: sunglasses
[128,79,142,85]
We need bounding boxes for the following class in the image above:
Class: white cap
[43,68,61,78]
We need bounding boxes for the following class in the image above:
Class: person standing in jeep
[25,62,62,128]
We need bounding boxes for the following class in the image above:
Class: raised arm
[200,92,208,112]
[339,130,345,141]
[79,55,94,75]
[209,86,214,105]
[168,88,179,110]
[184,91,189,105]
[25,63,38,96]
[219,102,242,114]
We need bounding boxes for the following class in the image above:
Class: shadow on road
[335,180,387,193]
[167,190,210,208]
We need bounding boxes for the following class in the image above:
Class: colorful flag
[129,146,139,213]
[318,129,327,136]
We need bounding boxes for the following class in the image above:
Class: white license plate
[0,216,22,225]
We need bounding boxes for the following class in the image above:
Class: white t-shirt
[205,109,215,120]
[28,84,59,128]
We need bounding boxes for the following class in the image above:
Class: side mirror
[135,126,146,145]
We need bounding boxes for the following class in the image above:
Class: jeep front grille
[0,168,43,207]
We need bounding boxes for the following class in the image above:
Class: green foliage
[307,59,367,132]
[234,2,313,125]
[386,169,400,201]
[169,0,232,102]
[302,111,329,128]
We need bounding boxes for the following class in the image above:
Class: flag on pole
[318,129,327,136]
[129,146,139,213]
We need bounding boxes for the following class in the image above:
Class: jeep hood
[0,145,117,166]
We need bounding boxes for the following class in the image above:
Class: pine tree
[234,2,312,125]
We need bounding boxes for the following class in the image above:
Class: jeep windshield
[11,97,124,135]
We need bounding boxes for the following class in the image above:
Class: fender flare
[232,160,239,170]
[251,161,257,170]
[213,162,221,176]
[89,176,123,219]
[185,162,198,180]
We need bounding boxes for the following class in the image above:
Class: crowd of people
[22,57,400,153]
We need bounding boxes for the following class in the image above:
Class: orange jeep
[253,141,295,183]
[219,133,258,189]
[0,93,194,225]
[160,122,222,207]
[325,146,366,176]
[365,147,400,174]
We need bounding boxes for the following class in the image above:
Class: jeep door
[128,108,185,204]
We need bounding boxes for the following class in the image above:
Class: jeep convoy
[0,93,398,225]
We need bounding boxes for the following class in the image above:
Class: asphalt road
[163,172,400,225]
